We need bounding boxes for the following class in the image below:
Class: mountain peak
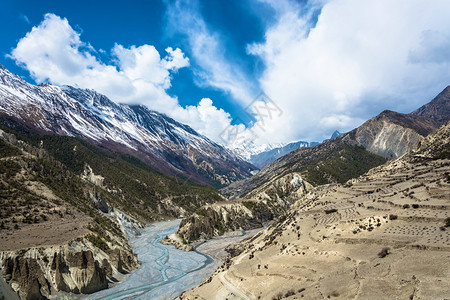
[0,64,255,187]
[330,130,343,139]
[410,86,450,122]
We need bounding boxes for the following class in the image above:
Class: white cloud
[9,13,240,145]
[10,1,450,149]
[248,0,450,142]
[165,0,256,105]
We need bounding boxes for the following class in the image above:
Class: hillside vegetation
[0,122,223,224]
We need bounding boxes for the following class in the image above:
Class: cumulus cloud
[9,13,240,144]
[248,0,450,142]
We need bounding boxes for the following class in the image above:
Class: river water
[84,219,228,300]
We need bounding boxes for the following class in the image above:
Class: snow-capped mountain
[0,64,256,187]
[230,140,321,169]
[245,140,317,169]
[229,141,288,161]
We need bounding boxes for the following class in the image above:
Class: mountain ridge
[0,64,256,188]
[246,140,315,169]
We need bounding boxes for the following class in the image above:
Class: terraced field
[178,123,450,300]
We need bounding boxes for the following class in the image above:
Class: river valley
[83,219,259,300]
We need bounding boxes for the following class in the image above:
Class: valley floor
[179,158,450,299]
[84,220,262,300]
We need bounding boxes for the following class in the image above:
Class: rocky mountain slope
[222,141,387,200]
[176,173,313,244]
[0,64,255,188]
[179,121,450,300]
[0,122,226,299]
[222,86,449,200]
[0,122,223,222]
[343,109,442,158]
[411,85,450,121]
[174,141,385,244]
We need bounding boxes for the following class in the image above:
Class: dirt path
[218,271,253,300]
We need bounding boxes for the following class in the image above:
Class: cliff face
[344,110,442,158]
[177,203,267,243]
[0,238,138,300]
[347,114,423,158]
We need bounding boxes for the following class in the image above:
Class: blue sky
[1,0,449,146]
[0,0,259,119]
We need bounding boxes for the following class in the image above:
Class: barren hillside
[178,122,450,300]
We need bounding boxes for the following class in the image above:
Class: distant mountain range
[0,64,256,188]
[244,140,320,169]
[231,132,345,170]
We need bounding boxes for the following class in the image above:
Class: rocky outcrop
[177,173,311,243]
[345,113,423,158]
[344,110,441,158]
[0,238,138,300]
[177,203,271,243]
[412,121,450,159]
[2,255,49,300]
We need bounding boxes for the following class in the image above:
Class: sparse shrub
[378,247,390,258]
[285,289,296,297]
[403,204,410,209]
[86,234,109,252]
[324,208,338,214]
[389,214,398,220]
[330,291,340,297]
[412,204,419,209]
